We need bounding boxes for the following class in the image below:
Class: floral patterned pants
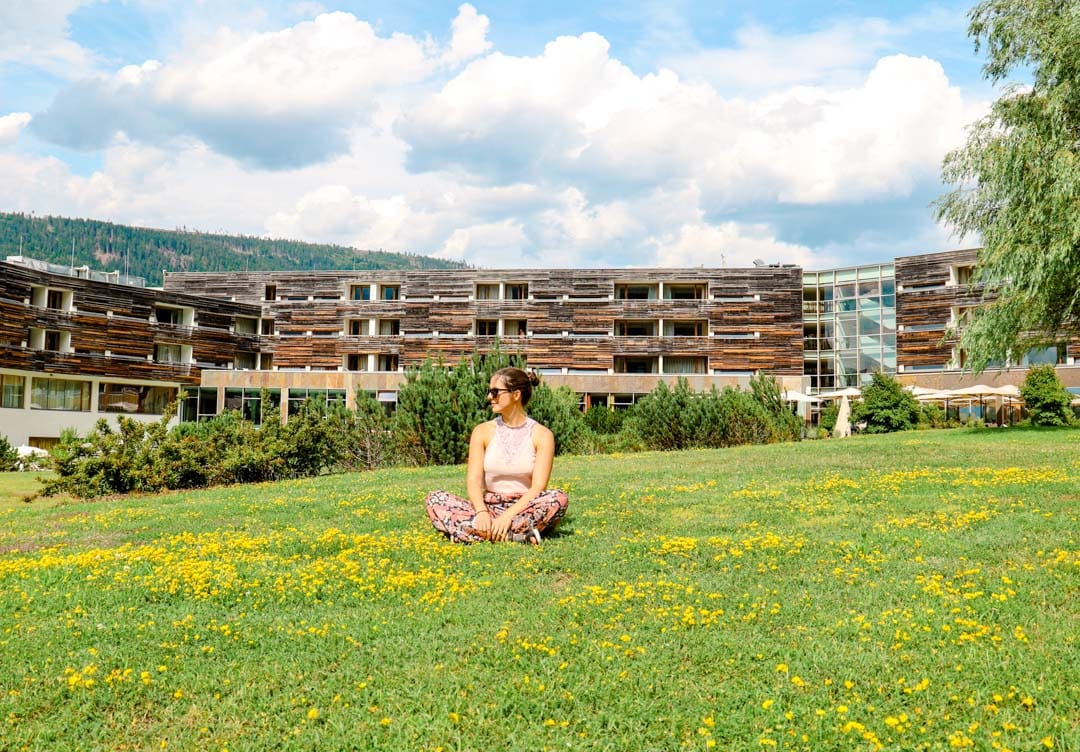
[425,489,569,544]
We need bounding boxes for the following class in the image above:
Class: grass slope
[1,428,1078,751]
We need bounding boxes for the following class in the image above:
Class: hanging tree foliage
[935,0,1080,370]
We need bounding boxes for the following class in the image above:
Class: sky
[0,0,1002,270]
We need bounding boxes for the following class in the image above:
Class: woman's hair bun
[527,369,541,387]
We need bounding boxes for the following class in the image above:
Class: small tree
[851,372,920,433]
[632,379,702,451]
[1020,364,1073,426]
[0,434,18,471]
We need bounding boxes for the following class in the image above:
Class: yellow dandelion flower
[307,708,319,720]
[1041,738,1053,749]
[761,699,774,709]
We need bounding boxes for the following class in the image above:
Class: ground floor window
[286,388,346,416]
[2,374,24,409]
[31,377,91,411]
[224,388,281,425]
[99,383,177,414]
[181,387,219,422]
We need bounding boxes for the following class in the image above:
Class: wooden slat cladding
[164,267,804,374]
[895,249,982,367]
[0,260,262,385]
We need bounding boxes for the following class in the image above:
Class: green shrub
[583,405,624,435]
[632,379,702,451]
[393,348,523,466]
[917,402,947,429]
[851,372,920,433]
[0,434,18,471]
[1020,365,1073,426]
[528,384,589,455]
[819,404,839,433]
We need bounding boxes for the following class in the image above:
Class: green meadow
[1,428,1077,751]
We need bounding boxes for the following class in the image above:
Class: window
[346,354,368,371]
[234,352,257,370]
[667,321,705,337]
[476,319,498,336]
[153,305,193,326]
[476,284,499,300]
[505,283,528,300]
[664,283,706,300]
[952,265,976,286]
[1020,345,1065,366]
[663,356,707,374]
[46,290,65,310]
[615,284,657,300]
[378,319,400,336]
[952,306,976,329]
[99,384,176,414]
[2,374,24,409]
[181,387,218,422]
[347,319,369,336]
[223,387,279,425]
[504,319,527,336]
[265,284,277,301]
[380,284,400,301]
[154,343,184,364]
[30,378,91,411]
[261,319,276,335]
[615,320,657,337]
[44,331,61,352]
[378,354,399,371]
[234,317,258,334]
[350,285,372,301]
[614,356,658,373]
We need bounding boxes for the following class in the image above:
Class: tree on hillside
[935,0,1080,371]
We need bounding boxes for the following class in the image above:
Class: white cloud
[438,220,529,265]
[0,113,33,144]
[443,4,492,66]
[31,9,475,168]
[665,19,894,92]
[0,0,97,77]
[399,39,985,207]
[649,220,826,269]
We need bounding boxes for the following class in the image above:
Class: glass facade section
[286,389,346,416]
[803,264,897,391]
[224,388,281,424]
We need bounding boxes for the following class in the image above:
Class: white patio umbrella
[782,390,821,403]
[817,387,862,400]
[833,395,852,438]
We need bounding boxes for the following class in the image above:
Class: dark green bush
[819,404,839,433]
[0,434,18,471]
[851,372,920,433]
[1020,365,1073,426]
[629,375,801,451]
[583,405,624,435]
[917,402,947,429]
[527,384,589,455]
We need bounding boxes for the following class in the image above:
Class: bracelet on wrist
[474,509,488,516]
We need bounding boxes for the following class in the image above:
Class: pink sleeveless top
[483,417,537,494]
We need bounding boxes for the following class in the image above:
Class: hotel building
[2,249,1077,447]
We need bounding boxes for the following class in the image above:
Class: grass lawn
[1,427,1077,751]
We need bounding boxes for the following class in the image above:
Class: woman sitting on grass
[425,367,568,544]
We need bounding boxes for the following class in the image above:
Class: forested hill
[0,212,467,286]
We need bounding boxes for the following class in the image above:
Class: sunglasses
[487,387,514,399]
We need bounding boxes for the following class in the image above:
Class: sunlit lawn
[1,427,1078,751]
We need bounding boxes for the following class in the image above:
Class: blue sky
[0,1,1001,270]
